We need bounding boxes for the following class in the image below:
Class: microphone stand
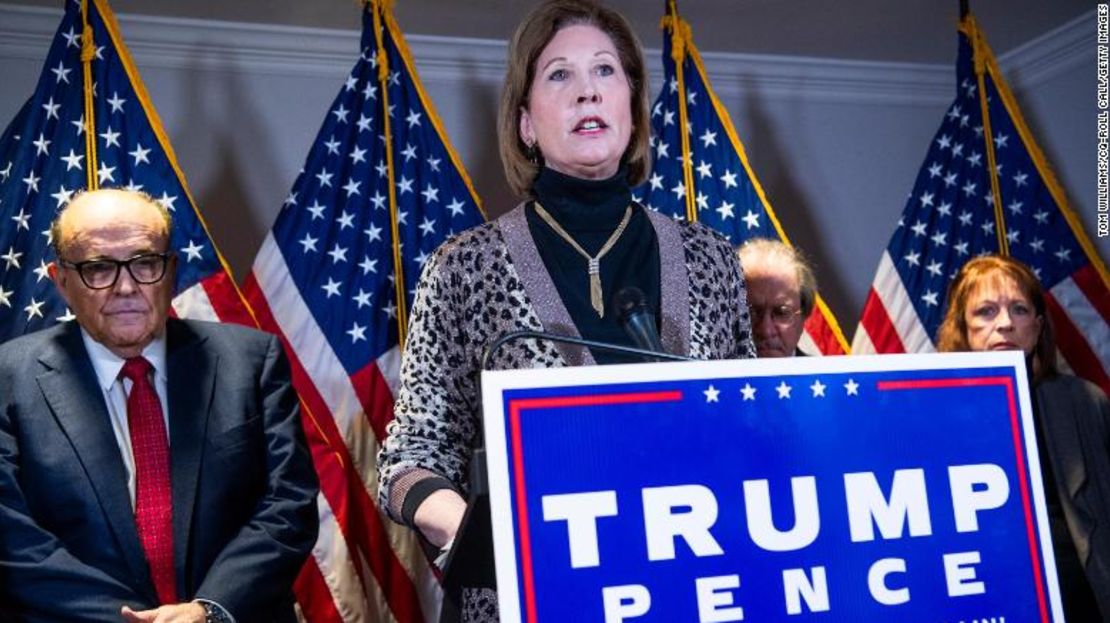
[481,329,690,370]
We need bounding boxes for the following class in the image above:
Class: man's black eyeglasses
[58,252,172,290]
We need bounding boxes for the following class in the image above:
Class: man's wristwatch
[201,601,233,623]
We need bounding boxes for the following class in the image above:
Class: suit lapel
[35,323,155,600]
[165,319,215,590]
[1037,380,1088,502]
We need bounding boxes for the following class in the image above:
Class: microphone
[481,328,688,371]
[613,286,665,355]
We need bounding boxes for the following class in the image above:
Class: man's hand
[120,603,205,623]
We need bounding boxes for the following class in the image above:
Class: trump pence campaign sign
[481,351,1063,622]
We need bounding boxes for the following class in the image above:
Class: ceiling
[11,0,1096,63]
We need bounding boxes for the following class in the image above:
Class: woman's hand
[414,488,467,549]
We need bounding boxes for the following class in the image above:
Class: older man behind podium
[0,189,318,622]
[737,238,818,358]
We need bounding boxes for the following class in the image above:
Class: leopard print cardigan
[378,203,755,523]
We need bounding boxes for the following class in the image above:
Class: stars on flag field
[0,0,246,340]
[701,377,862,404]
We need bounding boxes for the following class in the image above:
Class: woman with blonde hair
[938,254,1110,619]
[377,1,754,619]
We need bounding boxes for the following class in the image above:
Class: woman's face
[963,274,1043,356]
[519,24,633,181]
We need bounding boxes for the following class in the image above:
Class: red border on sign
[877,376,1049,623]
[507,390,683,623]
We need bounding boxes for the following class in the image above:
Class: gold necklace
[533,201,633,318]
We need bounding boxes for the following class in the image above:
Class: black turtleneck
[525,166,661,364]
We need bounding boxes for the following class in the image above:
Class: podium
[439,449,495,623]
[471,352,1063,622]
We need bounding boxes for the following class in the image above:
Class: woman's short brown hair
[936,254,1058,381]
[498,0,651,197]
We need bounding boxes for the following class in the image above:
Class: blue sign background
[490,363,1056,622]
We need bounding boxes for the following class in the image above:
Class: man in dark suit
[737,237,819,358]
[0,189,319,622]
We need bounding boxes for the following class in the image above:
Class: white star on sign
[776,381,792,399]
[740,383,756,401]
[703,385,720,403]
[810,380,826,397]
[844,379,859,395]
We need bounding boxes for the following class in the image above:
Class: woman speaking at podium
[938,255,1110,619]
[378,0,755,618]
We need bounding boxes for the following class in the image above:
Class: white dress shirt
[80,329,169,509]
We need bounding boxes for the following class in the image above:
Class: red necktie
[120,356,177,605]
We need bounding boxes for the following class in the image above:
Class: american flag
[0,0,252,344]
[242,1,485,621]
[852,15,1110,395]
[633,0,849,356]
